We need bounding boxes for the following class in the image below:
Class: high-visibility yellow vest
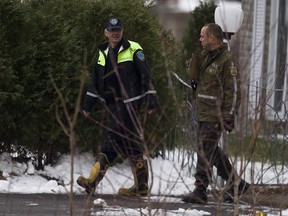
[97,40,142,66]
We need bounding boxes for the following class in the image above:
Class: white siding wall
[283,2,288,118]
[249,0,266,119]
[265,0,288,120]
[266,0,279,119]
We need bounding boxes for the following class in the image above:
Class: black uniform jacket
[83,39,157,112]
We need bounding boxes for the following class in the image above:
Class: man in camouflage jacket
[183,23,250,204]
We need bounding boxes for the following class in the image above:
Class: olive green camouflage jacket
[188,43,241,123]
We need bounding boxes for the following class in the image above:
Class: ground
[241,184,288,209]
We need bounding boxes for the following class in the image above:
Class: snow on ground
[0,150,288,216]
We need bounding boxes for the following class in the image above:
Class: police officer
[77,17,157,196]
[182,23,250,204]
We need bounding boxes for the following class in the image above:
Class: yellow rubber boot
[77,153,109,195]
[118,159,148,196]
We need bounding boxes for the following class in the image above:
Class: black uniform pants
[101,101,144,163]
[194,122,233,190]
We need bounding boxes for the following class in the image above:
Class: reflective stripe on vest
[86,92,105,102]
[123,90,157,103]
[197,94,217,100]
[230,76,237,115]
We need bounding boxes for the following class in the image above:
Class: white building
[239,0,288,122]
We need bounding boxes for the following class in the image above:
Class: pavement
[0,191,285,216]
[0,193,243,216]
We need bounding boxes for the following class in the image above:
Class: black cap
[104,18,123,31]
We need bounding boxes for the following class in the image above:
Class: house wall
[239,0,288,121]
[237,0,253,78]
[234,0,254,123]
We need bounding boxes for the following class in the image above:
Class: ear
[208,34,214,42]
[104,30,108,37]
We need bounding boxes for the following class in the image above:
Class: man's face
[104,28,123,46]
[199,26,211,50]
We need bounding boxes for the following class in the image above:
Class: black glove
[224,120,234,132]
[190,80,197,90]
[146,93,157,110]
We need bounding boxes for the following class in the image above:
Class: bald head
[199,23,224,50]
[204,23,223,41]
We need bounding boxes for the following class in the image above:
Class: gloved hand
[190,80,197,90]
[146,93,157,112]
[224,120,234,132]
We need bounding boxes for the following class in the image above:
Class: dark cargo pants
[194,122,233,189]
[101,101,145,163]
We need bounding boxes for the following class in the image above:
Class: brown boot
[181,188,208,204]
[182,178,209,204]
[77,153,110,195]
[118,159,149,196]
[224,179,250,203]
